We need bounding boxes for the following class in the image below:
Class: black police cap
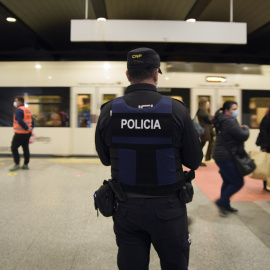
[127,47,162,74]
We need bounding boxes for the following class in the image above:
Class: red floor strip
[192,161,270,202]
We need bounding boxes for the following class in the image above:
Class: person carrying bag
[250,105,270,191]
[212,100,251,214]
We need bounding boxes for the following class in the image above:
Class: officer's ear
[126,70,131,82]
[154,68,159,82]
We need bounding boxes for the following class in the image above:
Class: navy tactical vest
[110,96,183,195]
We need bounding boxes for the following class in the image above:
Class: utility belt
[125,192,178,199]
[93,170,195,217]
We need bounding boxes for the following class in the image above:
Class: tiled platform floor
[0,157,270,270]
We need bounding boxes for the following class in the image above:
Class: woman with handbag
[197,97,214,166]
[256,104,270,191]
[212,101,250,214]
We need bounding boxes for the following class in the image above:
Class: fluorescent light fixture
[6,17,16,22]
[206,76,227,82]
[71,20,247,44]
[103,62,110,70]
[97,17,106,21]
[186,18,196,23]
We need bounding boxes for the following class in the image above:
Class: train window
[0,87,70,127]
[158,88,190,112]
[221,96,235,104]
[242,90,270,128]
[103,94,116,104]
[168,96,183,102]
[25,95,67,127]
[77,94,91,128]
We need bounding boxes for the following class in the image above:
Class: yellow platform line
[48,158,101,164]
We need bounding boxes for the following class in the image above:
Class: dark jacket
[257,113,270,152]
[213,113,249,162]
[95,83,203,194]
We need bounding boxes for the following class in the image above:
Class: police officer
[95,48,203,270]
[10,97,34,171]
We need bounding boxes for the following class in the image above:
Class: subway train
[1,61,270,156]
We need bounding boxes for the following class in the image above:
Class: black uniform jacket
[95,83,202,173]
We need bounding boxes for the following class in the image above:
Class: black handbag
[219,134,256,177]
[233,151,256,177]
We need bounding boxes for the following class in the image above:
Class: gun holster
[179,170,195,204]
[93,179,127,217]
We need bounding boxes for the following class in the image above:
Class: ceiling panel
[0,0,270,64]
[105,0,196,20]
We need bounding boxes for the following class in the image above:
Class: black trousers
[113,197,190,270]
[11,133,32,165]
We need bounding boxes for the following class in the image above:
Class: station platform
[0,157,270,270]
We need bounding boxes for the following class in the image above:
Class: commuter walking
[256,104,270,191]
[197,97,214,166]
[10,97,34,171]
[95,47,203,270]
[213,101,249,214]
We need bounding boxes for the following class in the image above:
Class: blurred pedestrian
[212,101,249,214]
[10,97,34,171]
[197,97,214,166]
[256,104,270,191]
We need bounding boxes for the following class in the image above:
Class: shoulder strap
[193,109,199,119]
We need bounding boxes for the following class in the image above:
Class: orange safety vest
[13,106,32,134]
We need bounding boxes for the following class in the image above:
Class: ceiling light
[35,64,41,69]
[6,17,16,22]
[186,18,196,23]
[206,76,227,82]
[97,17,106,21]
[103,62,110,70]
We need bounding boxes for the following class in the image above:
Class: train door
[216,88,241,122]
[71,87,97,155]
[191,88,241,157]
[191,88,216,118]
[191,88,241,119]
[70,87,123,156]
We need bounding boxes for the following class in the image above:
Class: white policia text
[121,119,161,129]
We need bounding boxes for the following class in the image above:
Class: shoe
[263,181,270,191]
[200,163,207,167]
[9,164,20,171]
[215,201,228,215]
[224,207,238,213]
[21,165,29,170]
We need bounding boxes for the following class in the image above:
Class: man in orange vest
[10,97,34,171]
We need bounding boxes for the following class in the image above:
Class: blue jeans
[215,160,244,208]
